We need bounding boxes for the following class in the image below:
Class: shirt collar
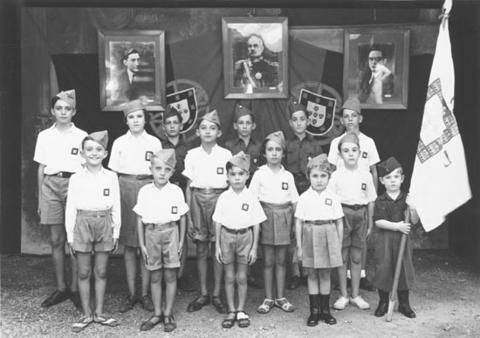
[52,123,76,133]
[127,130,147,139]
[381,191,405,202]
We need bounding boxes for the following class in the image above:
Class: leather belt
[306,220,334,226]
[191,187,226,194]
[222,226,252,234]
[119,174,153,180]
[341,204,367,210]
[47,171,73,178]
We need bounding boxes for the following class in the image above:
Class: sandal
[72,315,93,333]
[163,315,177,333]
[257,298,274,314]
[140,314,164,331]
[236,311,250,328]
[275,297,295,312]
[221,311,236,329]
[93,313,120,327]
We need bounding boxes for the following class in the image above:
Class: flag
[409,0,471,232]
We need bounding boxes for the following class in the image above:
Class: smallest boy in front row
[372,157,418,319]
[213,151,266,329]
[65,131,121,333]
[134,149,188,332]
[295,154,343,327]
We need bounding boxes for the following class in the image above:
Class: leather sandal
[140,315,163,331]
[186,294,210,312]
[221,311,236,329]
[236,311,250,328]
[71,315,93,333]
[275,297,295,312]
[257,298,274,314]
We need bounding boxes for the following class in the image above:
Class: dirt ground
[1,250,479,338]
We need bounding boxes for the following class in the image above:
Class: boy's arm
[367,201,375,237]
[37,164,45,216]
[185,179,193,227]
[178,215,186,254]
[249,223,260,265]
[375,219,411,235]
[294,217,303,250]
[136,215,148,261]
[370,164,378,192]
[214,221,222,263]
[335,218,344,243]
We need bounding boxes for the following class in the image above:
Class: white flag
[409,0,471,232]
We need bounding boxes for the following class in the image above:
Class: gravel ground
[1,250,480,338]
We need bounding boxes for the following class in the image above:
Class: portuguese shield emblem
[166,87,198,134]
[299,88,336,136]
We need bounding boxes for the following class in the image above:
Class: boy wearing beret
[134,149,188,332]
[34,89,87,309]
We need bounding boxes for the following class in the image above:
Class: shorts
[260,202,293,246]
[118,174,152,247]
[73,209,114,253]
[301,220,342,269]
[144,222,180,271]
[342,205,368,249]
[219,226,253,265]
[39,175,70,224]
[188,188,224,242]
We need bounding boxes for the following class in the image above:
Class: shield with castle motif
[166,87,198,134]
[299,88,336,136]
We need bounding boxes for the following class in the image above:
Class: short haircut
[260,138,284,156]
[226,161,248,174]
[164,110,183,124]
[234,112,255,123]
[50,96,60,109]
[123,48,140,61]
[306,165,331,178]
[368,45,384,57]
[124,109,149,124]
[81,135,106,150]
[196,118,219,130]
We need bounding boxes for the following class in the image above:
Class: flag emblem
[166,88,198,134]
[299,88,336,136]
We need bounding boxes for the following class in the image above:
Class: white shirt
[182,144,232,189]
[328,167,377,205]
[328,132,380,172]
[295,188,344,221]
[33,123,88,175]
[133,182,189,224]
[249,165,299,204]
[65,167,121,243]
[108,131,162,175]
[212,187,267,230]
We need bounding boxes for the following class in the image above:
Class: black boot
[374,289,389,317]
[307,294,319,326]
[319,294,337,325]
[398,290,416,318]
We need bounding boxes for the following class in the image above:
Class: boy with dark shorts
[183,109,232,314]
[34,89,87,309]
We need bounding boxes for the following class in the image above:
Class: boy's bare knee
[150,271,163,284]
[196,243,208,260]
[94,268,107,280]
[225,272,236,285]
[164,270,177,284]
[236,273,247,286]
[78,268,91,280]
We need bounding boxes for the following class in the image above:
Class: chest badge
[325,198,332,206]
[361,183,367,191]
[241,203,249,211]
[282,182,288,190]
[103,188,110,196]
[171,206,178,214]
[145,151,153,161]
[362,151,368,159]
[71,147,79,155]
[217,167,224,174]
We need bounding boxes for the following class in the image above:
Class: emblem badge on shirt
[103,188,110,196]
[71,147,79,155]
[282,182,288,190]
[145,151,153,161]
[217,167,224,174]
[171,206,178,214]
[361,183,367,191]
[362,151,368,159]
[241,203,249,211]
[325,198,332,206]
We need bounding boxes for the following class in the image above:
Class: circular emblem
[255,72,262,80]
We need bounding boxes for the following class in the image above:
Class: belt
[306,220,334,226]
[145,221,177,231]
[222,226,252,234]
[260,201,292,209]
[77,209,111,218]
[191,187,226,194]
[119,174,153,180]
[341,204,367,210]
[47,171,73,178]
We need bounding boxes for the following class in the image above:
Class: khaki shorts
[342,205,368,249]
[73,209,114,253]
[39,175,70,225]
[301,220,342,269]
[260,202,293,246]
[219,226,253,265]
[188,188,224,242]
[145,222,180,271]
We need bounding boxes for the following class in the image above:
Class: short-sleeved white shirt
[34,123,88,175]
[328,132,380,172]
[295,188,344,221]
[249,165,299,204]
[182,144,232,189]
[133,182,188,224]
[328,167,377,205]
[108,131,162,175]
[212,187,267,230]
[65,167,121,243]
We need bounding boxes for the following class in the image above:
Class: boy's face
[150,158,174,187]
[309,167,330,192]
[339,141,360,167]
[196,120,221,143]
[82,140,107,167]
[227,165,249,191]
[379,168,404,193]
[163,115,182,138]
[289,110,308,136]
[264,140,283,166]
[341,108,362,132]
[126,110,145,133]
[233,115,255,138]
[51,99,75,125]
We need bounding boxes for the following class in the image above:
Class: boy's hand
[248,249,257,265]
[296,247,302,263]
[178,240,184,256]
[140,245,149,262]
[111,239,119,253]
[406,193,416,209]
[68,243,76,257]
[215,245,223,264]
[397,222,411,235]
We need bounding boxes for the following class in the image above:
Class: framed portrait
[343,28,410,109]
[98,30,165,111]
[222,17,288,99]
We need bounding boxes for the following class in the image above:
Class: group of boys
[35,89,416,332]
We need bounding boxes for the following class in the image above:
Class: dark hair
[368,45,384,57]
[234,112,256,124]
[50,96,60,109]
[123,48,140,61]
[81,135,106,150]
[164,110,183,124]
[260,137,284,156]
[124,109,149,124]
[226,161,234,173]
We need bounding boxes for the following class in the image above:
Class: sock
[360,269,366,278]
[346,270,351,279]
